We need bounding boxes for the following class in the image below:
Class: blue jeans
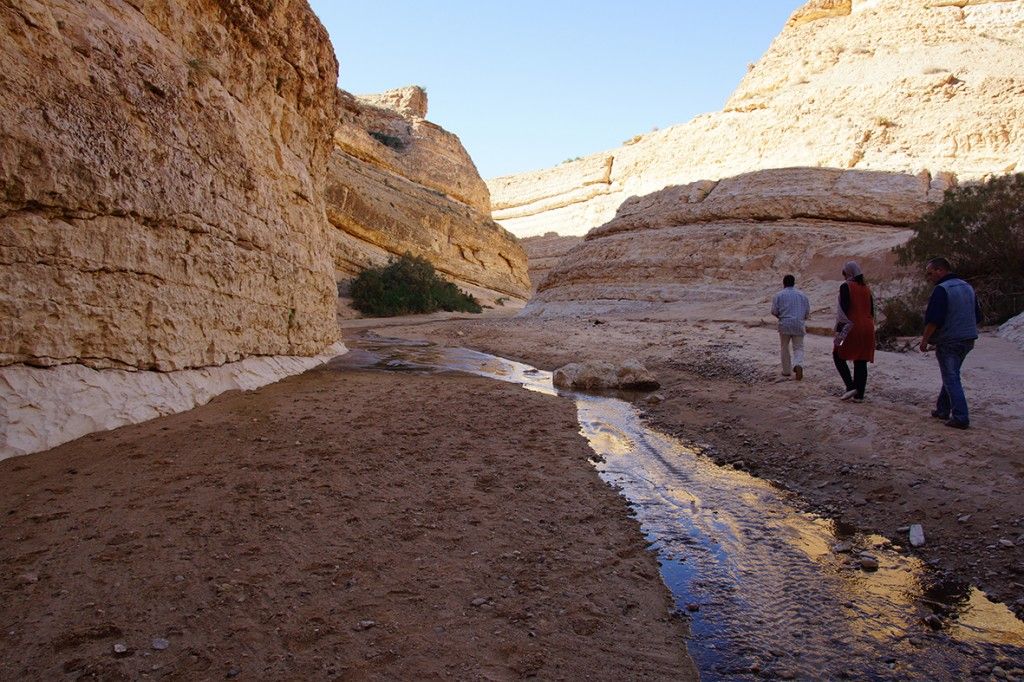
[935,339,974,424]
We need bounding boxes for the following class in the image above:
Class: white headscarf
[842,260,863,282]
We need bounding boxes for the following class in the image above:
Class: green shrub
[876,285,929,349]
[350,253,482,317]
[894,173,1024,324]
[369,131,405,151]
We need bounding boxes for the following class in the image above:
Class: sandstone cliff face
[491,0,1024,238]
[529,168,918,317]
[520,233,583,292]
[327,88,530,302]
[1,0,341,371]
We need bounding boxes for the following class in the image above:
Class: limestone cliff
[327,87,530,303]
[521,233,583,292]
[529,168,922,317]
[1,0,343,458]
[1,0,341,371]
[491,0,1024,238]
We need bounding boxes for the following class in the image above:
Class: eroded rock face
[521,232,583,292]
[327,88,530,302]
[1,0,341,371]
[529,168,919,317]
[490,0,1024,238]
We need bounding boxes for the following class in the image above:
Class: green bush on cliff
[350,253,482,317]
[891,172,1024,325]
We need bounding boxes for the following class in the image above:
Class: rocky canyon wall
[529,167,926,318]
[1,0,343,458]
[495,0,1024,315]
[491,0,1024,240]
[327,87,530,304]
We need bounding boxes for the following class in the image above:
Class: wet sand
[381,311,1024,621]
[0,362,695,679]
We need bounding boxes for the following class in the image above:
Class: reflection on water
[334,334,1024,680]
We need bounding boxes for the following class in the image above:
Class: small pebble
[909,524,926,548]
[152,638,170,651]
[353,620,376,631]
[113,643,129,656]
[471,597,489,607]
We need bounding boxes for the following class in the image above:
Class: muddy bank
[0,363,695,680]
[376,313,1024,620]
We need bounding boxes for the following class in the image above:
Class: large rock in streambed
[553,360,660,391]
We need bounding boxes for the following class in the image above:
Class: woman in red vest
[833,261,875,402]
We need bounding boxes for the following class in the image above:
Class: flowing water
[333,334,1024,680]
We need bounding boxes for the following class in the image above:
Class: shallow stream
[333,334,1024,680]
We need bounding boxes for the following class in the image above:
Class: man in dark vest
[919,257,981,429]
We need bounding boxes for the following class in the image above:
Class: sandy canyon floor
[2,306,1023,680]
[0,338,695,680]
[378,308,1024,624]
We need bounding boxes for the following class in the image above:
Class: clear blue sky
[309,2,803,179]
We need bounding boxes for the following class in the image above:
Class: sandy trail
[0,358,695,680]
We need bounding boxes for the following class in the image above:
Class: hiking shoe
[930,410,949,420]
[794,366,803,381]
[944,419,969,430]
[852,396,864,403]
[840,389,857,401]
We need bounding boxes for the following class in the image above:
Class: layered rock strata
[528,168,926,317]
[1,0,343,457]
[1,0,342,370]
[521,233,583,292]
[328,87,530,303]
[490,0,1024,238]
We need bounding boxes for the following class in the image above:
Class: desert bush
[875,285,929,349]
[350,253,482,317]
[369,131,406,151]
[893,172,1024,325]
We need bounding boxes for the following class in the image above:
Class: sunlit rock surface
[528,168,922,317]
[0,0,343,457]
[1,0,341,371]
[490,0,1024,238]
[327,87,530,303]
[552,360,660,391]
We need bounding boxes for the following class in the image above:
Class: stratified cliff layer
[528,167,926,317]
[1,0,343,458]
[491,0,1024,238]
[1,0,341,371]
[328,87,530,303]
[520,233,583,292]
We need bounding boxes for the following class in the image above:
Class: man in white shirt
[770,274,811,380]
